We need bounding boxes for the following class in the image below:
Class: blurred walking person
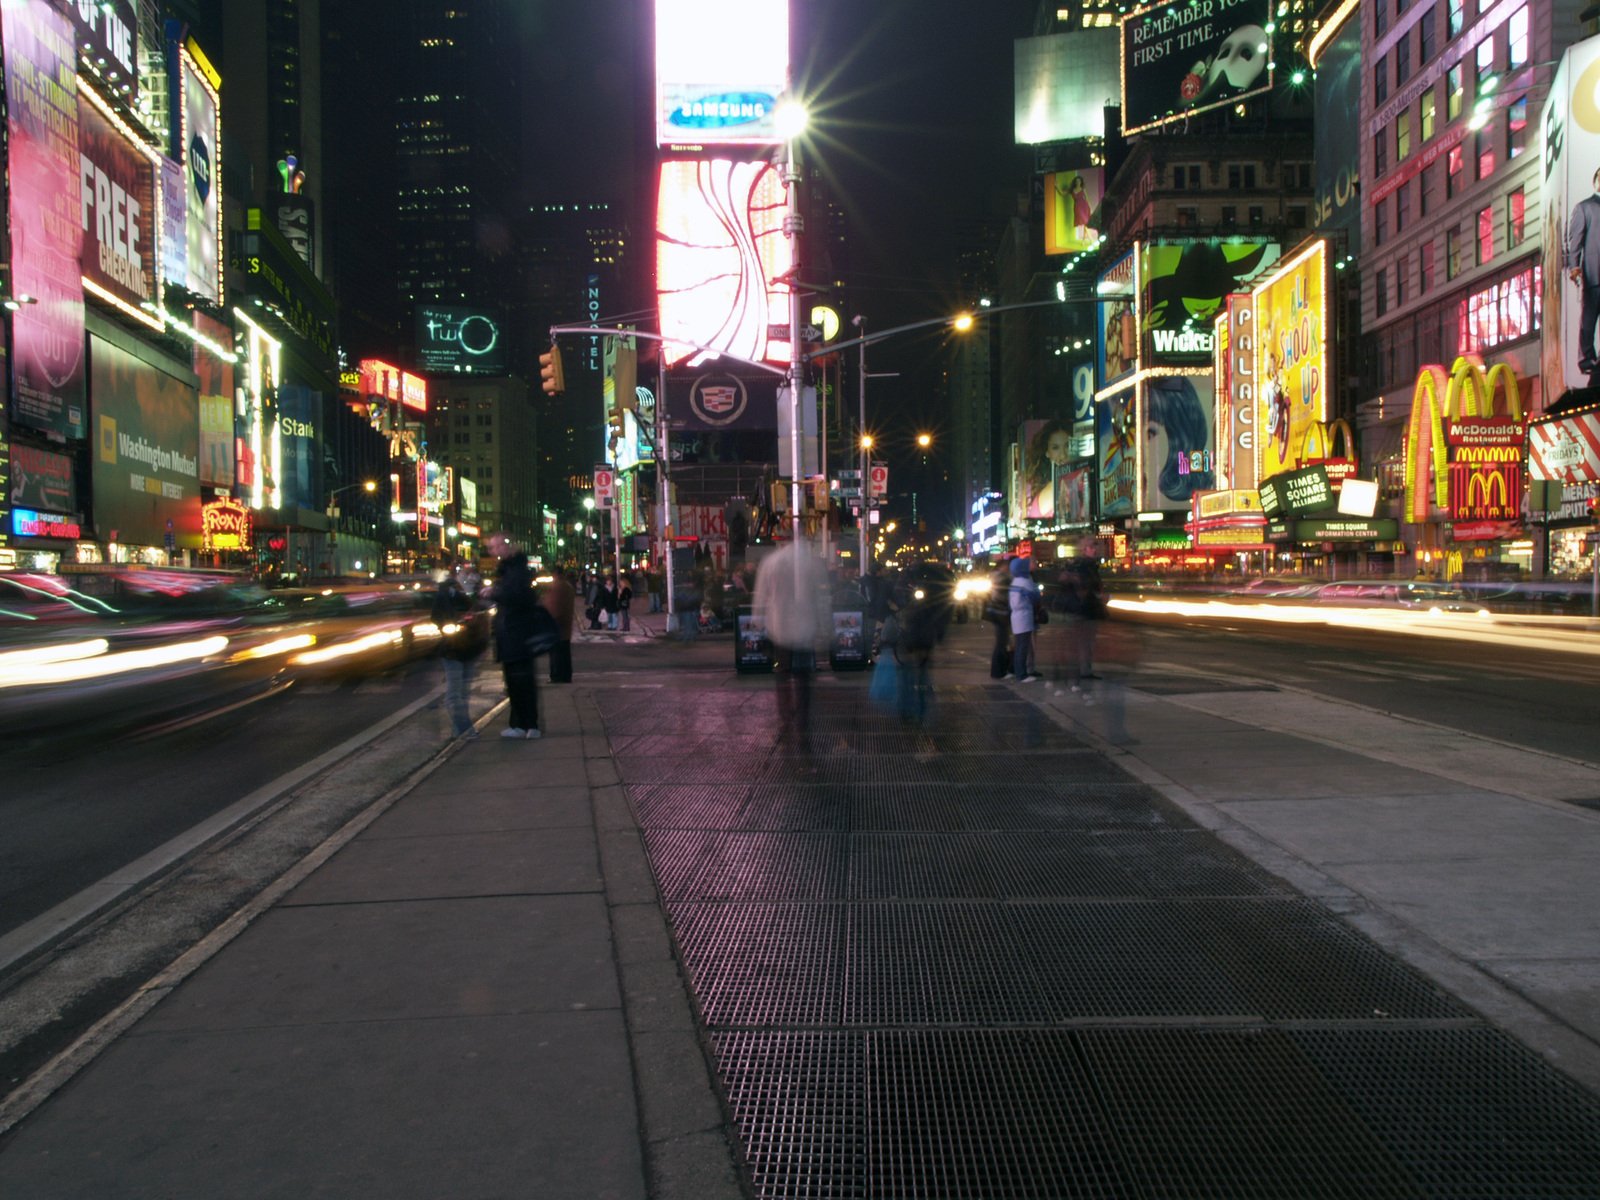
[542,569,577,683]
[432,559,488,738]
[754,536,828,751]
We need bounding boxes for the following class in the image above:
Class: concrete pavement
[2,620,1599,1196]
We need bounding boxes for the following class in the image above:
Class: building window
[1476,36,1495,92]
[1447,0,1465,37]
[1508,6,1528,70]
[1376,3,1388,38]
[1447,64,1464,120]
[1171,164,1202,189]
[1176,206,1198,226]
[1226,163,1258,189]
[1375,57,1389,105]
[1249,205,1264,226]
[1395,30,1411,86]
[1397,254,1408,307]
[1420,164,1433,216]
[1221,205,1237,226]
[1477,204,1495,264]
[1477,126,1496,180]
[1288,205,1307,227]
[1375,201,1388,246]
[1375,132,1388,179]
[1508,187,1525,243]
[1447,227,1461,278]
[1421,239,1436,291]
[1421,89,1437,140]
[1376,267,1389,317]
[1397,111,1412,160]
[1419,5,1437,62]
[1446,142,1464,197]
[1396,181,1410,233]
[1507,95,1528,160]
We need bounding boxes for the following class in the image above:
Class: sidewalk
[2,625,1598,1197]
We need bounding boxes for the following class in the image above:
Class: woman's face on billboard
[1046,427,1072,465]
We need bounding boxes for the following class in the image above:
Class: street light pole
[858,320,868,578]
[782,113,805,548]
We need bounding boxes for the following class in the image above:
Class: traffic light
[539,344,566,396]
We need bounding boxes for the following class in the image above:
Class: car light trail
[0,636,230,688]
[289,629,404,666]
[228,634,317,663]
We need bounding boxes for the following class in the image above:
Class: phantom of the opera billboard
[1540,34,1600,397]
[1252,241,1329,481]
[656,0,788,147]
[1121,0,1274,135]
[657,159,793,369]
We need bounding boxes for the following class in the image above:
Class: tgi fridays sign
[1529,411,1600,484]
[79,87,158,320]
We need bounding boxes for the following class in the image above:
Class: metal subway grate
[734,785,852,831]
[625,783,753,830]
[639,829,715,899]
[842,784,971,833]
[1096,830,1294,898]
[619,756,775,785]
[948,781,1181,832]
[847,834,997,899]
[671,902,845,1027]
[680,832,848,901]
[1183,898,1471,1021]
[936,751,1138,786]
[1008,902,1258,1019]
[844,903,1050,1025]
[714,1031,868,1200]
[973,831,1149,899]
[1079,1027,1416,1199]
[864,1030,1133,1200]
[1290,1027,1600,1198]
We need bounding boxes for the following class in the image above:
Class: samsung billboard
[656,0,788,147]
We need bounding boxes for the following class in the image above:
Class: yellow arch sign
[1403,357,1522,522]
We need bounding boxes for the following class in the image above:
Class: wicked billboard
[1141,240,1278,367]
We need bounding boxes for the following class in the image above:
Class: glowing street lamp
[917,433,932,449]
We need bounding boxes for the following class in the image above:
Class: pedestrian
[542,569,577,683]
[753,535,828,751]
[431,560,488,738]
[984,562,1012,678]
[486,531,542,739]
[1008,556,1042,683]
[617,573,633,632]
[892,579,940,723]
[597,574,620,630]
[1063,553,1106,696]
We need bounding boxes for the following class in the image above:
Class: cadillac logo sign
[689,374,749,427]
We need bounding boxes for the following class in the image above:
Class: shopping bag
[868,653,899,707]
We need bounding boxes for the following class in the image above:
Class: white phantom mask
[1207,26,1268,92]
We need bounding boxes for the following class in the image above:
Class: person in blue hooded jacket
[1007,556,1042,682]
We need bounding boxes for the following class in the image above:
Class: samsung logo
[669,92,775,130]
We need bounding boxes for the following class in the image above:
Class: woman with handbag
[1007,557,1043,682]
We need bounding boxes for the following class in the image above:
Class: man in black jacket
[487,532,542,739]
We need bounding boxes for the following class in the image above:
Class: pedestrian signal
[539,345,566,396]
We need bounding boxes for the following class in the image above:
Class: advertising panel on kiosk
[1541,34,1600,397]
[657,159,793,369]
[656,0,788,147]
[3,0,87,440]
[1120,0,1275,135]
[1252,240,1329,481]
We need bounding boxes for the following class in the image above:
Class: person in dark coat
[487,532,541,739]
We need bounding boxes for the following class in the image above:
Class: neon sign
[202,496,252,550]
[1404,356,1524,522]
[12,508,82,539]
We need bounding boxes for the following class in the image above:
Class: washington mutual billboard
[1121,0,1274,136]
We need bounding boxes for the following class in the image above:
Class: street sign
[868,463,888,499]
[594,466,615,508]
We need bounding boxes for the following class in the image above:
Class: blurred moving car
[1309,581,1489,614]
[952,573,993,623]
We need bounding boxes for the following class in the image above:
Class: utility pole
[782,116,804,549]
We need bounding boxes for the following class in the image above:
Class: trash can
[829,607,870,671]
[732,604,774,674]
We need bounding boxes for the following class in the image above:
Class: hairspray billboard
[1542,36,1600,397]
[1252,241,1328,481]
[3,0,86,440]
[1142,375,1217,511]
[1097,387,1137,518]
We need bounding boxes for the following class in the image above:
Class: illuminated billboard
[657,159,793,368]
[1096,250,1138,389]
[1310,2,1360,247]
[1252,240,1328,481]
[1121,0,1274,135]
[1020,419,1074,520]
[1097,387,1137,518]
[78,87,160,328]
[177,40,222,302]
[1141,240,1278,366]
[235,309,282,511]
[4,0,86,440]
[656,0,788,147]
[1044,169,1102,256]
[1142,375,1217,512]
[415,304,505,375]
[91,335,202,548]
[358,359,427,413]
[194,312,235,488]
[1541,35,1600,397]
[1014,29,1120,145]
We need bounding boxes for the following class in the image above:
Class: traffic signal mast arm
[545,326,788,377]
